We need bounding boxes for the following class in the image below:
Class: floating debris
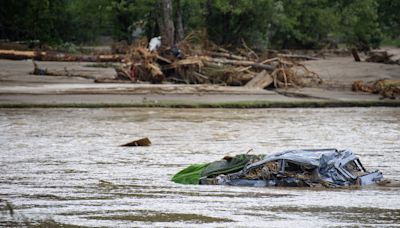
[121,137,152,147]
[172,149,384,188]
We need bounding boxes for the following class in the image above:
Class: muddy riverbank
[0,56,400,108]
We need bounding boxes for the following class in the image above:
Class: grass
[0,100,399,109]
[381,38,400,48]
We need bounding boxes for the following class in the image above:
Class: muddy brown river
[0,108,399,227]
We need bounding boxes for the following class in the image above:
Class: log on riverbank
[0,49,124,62]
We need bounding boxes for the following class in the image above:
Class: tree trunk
[175,0,184,42]
[158,0,175,47]
[351,48,361,62]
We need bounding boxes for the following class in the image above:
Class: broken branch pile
[366,50,400,65]
[352,79,400,99]
[112,36,322,89]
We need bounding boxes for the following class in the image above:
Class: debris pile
[108,34,322,89]
[366,50,400,65]
[352,79,400,99]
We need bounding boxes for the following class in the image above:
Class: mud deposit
[0,108,399,227]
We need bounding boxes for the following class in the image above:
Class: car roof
[246,149,357,170]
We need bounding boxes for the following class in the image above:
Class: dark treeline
[0,0,399,50]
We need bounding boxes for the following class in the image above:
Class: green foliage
[377,0,400,39]
[65,0,111,43]
[338,0,382,51]
[0,0,67,43]
[0,0,396,49]
[206,0,274,47]
[270,0,340,49]
[107,0,156,41]
[179,0,206,32]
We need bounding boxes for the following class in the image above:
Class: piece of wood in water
[121,137,151,147]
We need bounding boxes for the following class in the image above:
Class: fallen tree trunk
[276,54,319,61]
[202,56,275,71]
[0,50,39,60]
[32,61,96,79]
[0,49,124,62]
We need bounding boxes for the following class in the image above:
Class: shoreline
[1,100,399,109]
[1,58,399,109]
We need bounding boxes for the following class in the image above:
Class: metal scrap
[200,149,383,188]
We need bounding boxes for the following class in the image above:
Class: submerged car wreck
[172,149,383,188]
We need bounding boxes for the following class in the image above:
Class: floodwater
[0,108,399,227]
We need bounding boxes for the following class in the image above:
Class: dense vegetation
[0,0,398,50]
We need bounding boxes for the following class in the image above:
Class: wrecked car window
[344,160,364,177]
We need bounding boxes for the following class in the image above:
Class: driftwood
[366,50,400,65]
[31,61,96,79]
[205,51,248,61]
[352,79,400,99]
[0,49,124,62]
[115,67,135,81]
[202,56,275,71]
[0,49,38,60]
[276,54,319,61]
[121,137,152,147]
[241,38,259,60]
[105,37,321,88]
[244,70,273,89]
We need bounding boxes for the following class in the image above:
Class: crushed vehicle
[172,149,383,188]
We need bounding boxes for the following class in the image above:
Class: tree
[269,0,340,49]
[205,0,274,47]
[337,0,382,51]
[174,0,185,42]
[0,0,72,43]
[377,0,400,39]
[65,0,111,43]
[0,0,393,49]
[157,0,175,46]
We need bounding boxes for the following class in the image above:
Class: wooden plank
[244,70,273,89]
